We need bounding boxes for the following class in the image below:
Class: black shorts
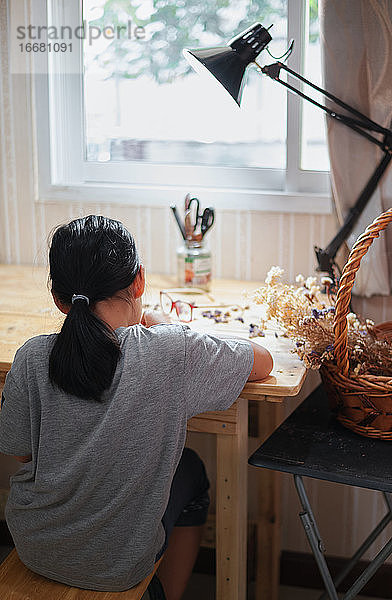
[155,447,210,561]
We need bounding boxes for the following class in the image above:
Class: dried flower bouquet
[254,267,392,377]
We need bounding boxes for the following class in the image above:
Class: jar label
[178,254,212,290]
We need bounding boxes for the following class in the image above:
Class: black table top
[248,385,392,493]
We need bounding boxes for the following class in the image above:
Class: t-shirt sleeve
[0,370,32,456]
[183,327,254,418]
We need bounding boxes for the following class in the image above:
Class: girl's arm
[212,334,273,381]
[247,341,273,381]
[141,310,172,327]
[141,314,273,381]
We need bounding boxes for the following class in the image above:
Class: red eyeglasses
[159,290,243,323]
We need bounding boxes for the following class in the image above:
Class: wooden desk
[0,265,307,600]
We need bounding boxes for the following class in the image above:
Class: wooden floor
[182,574,387,600]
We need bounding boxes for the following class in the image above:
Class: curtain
[319,0,392,297]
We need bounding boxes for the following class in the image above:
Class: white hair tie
[72,294,90,306]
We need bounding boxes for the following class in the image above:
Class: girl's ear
[51,291,70,314]
[132,265,145,299]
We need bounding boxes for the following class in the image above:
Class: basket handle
[334,208,392,376]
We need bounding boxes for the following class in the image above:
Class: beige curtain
[319,0,392,297]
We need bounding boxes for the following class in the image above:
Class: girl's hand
[141,309,172,327]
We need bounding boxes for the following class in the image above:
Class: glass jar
[177,241,212,291]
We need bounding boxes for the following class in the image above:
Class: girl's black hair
[49,215,140,401]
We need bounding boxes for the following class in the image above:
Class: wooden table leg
[216,397,248,600]
[255,398,284,600]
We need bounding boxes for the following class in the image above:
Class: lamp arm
[257,62,392,151]
[314,152,392,273]
[276,62,391,137]
[255,59,392,282]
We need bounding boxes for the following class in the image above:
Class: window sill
[38,183,332,215]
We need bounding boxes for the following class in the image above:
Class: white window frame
[33,0,332,213]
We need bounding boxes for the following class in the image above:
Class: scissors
[200,207,215,237]
[184,195,215,240]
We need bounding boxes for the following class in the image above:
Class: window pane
[83,0,287,169]
[301,0,330,171]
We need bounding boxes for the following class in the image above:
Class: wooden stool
[0,548,161,600]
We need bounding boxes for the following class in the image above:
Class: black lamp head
[183,23,272,106]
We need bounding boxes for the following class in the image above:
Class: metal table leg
[294,476,392,600]
[294,475,339,600]
[319,492,392,600]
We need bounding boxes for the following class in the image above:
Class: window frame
[33,0,332,213]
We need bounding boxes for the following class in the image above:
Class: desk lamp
[183,23,392,282]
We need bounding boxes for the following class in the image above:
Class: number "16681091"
[19,42,72,53]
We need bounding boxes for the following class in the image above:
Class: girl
[0,215,273,599]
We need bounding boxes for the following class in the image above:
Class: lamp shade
[183,23,272,106]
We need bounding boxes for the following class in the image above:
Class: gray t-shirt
[0,323,253,591]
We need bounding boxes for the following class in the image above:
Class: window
[32,0,331,208]
[83,0,288,171]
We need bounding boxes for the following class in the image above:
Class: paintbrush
[170,205,186,240]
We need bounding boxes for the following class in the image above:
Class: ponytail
[49,300,120,401]
[48,215,139,402]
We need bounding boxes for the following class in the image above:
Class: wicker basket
[320,208,392,440]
